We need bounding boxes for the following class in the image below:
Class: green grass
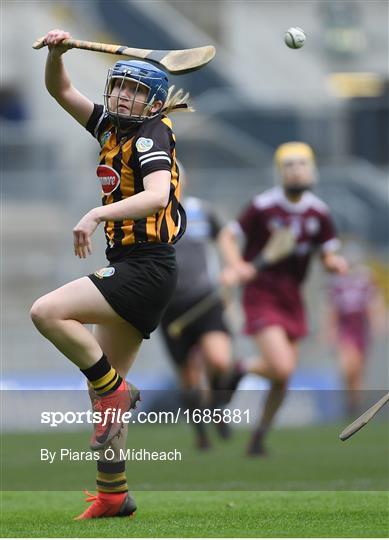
[1,491,388,537]
[1,422,388,536]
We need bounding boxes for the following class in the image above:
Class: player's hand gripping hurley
[32,37,216,74]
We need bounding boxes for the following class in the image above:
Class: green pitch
[2,491,388,537]
[2,422,388,537]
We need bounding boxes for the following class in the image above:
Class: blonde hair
[273,141,318,185]
[161,86,194,115]
[274,142,315,169]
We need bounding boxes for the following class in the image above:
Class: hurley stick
[339,392,389,441]
[253,226,296,269]
[167,291,223,338]
[32,37,216,74]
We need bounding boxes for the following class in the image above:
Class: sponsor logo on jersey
[136,137,154,153]
[96,165,120,195]
[94,267,115,279]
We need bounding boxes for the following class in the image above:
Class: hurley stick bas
[167,290,223,338]
[32,37,216,74]
[254,225,296,268]
[339,392,389,441]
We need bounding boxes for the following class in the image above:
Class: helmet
[104,60,169,128]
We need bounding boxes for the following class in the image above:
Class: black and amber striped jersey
[85,104,186,259]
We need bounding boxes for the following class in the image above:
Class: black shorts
[89,244,177,339]
[160,292,230,367]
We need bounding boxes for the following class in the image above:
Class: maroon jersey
[234,186,339,339]
[237,186,339,284]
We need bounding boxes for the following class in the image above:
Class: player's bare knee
[272,362,294,382]
[30,297,58,330]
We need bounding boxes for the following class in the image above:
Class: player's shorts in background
[89,243,177,339]
[242,283,306,340]
[337,314,369,354]
[160,291,230,366]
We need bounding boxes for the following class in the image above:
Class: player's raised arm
[44,29,94,127]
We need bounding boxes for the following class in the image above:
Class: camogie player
[326,242,386,416]
[30,29,191,519]
[160,166,234,449]
[219,142,348,455]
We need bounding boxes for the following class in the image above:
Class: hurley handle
[32,37,215,74]
[32,37,150,56]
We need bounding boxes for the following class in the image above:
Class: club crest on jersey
[136,137,154,153]
[96,165,120,195]
[94,267,115,279]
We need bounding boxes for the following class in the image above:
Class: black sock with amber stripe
[81,354,122,396]
[96,461,128,494]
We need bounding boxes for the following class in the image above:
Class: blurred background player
[160,163,234,449]
[325,240,386,416]
[219,141,348,456]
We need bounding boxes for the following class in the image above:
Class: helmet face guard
[104,60,168,129]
